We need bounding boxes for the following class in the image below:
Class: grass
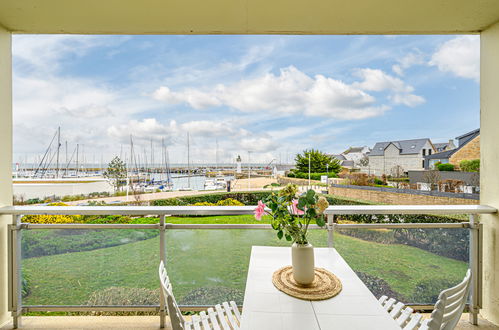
[22,216,467,306]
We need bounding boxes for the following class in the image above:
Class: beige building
[1,1,499,328]
[367,139,435,176]
[425,129,480,169]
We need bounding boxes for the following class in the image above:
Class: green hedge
[287,171,337,180]
[437,163,455,171]
[151,191,273,206]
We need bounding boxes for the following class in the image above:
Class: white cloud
[392,51,425,76]
[13,35,128,75]
[153,86,221,109]
[239,136,279,152]
[389,94,426,107]
[154,66,390,120]
[429,36,480,81]
[352,68,425,108]
[352,68,413,93]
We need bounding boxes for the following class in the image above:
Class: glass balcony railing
[0,204,494,327]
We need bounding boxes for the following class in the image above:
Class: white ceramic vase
[291,242,315,285]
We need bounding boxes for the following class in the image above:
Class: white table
[240,246,401,330]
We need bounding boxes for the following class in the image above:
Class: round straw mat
[272,266,342,301]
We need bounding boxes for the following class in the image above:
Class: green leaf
[297,198,307,209]
[316,216,325,227]
[285,234,292,241]
[306,189,315,199]
[277,230,283,240]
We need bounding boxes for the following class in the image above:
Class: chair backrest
[424,269,472,330]
[159,261,186,330]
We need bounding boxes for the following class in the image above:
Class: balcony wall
[0,24,12,328]
[481,20,499,325]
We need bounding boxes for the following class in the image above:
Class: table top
[240,246,401,330]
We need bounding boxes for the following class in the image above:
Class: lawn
[22,220,467,306]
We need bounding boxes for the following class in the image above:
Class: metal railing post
[469,214,480,325]
[327,214,335,248]
[9,215,23,329]
[159,214,167,328]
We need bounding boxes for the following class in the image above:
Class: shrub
[355,271,406,302]
[192,198,246,206]
[215,198,245,206]
[22,228,158,258]
[410,278,457,304]
[437,163,455,171]
[22,271,31,298]
[152,192,272,206]
[286,171,337,180]
[460,159,480,172]
[21,202,82,224]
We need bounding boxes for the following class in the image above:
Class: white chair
[379,269,472,330]
[159,261,241,330]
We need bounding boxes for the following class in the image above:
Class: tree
[459,159,480,172]
[295,149,341,174]
[104,156,127,191]
[423,170,441,191]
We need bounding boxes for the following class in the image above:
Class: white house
[342,146,371,165]
[367,138,435,176]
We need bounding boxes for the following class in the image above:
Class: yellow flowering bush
[191,198,245,207]
[22,202,82,224]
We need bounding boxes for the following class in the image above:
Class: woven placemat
[272,266,342,301]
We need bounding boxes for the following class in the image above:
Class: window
[422,149,426,156]
[422,160,425,168]
[429,149,432,155]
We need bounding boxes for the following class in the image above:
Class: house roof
[341,160,355,167]
[343,146,365,154]
[433,142,449,150]
[369,138,431,156]
[456,128,480,140]
[332,154,346,160]
[425,129,480,160]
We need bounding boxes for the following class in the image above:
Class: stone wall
[450,135,480,167]
[329,184,478,205]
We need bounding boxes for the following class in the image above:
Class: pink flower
[291,199,305,215]
[254,201,267,221]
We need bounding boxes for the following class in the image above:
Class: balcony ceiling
[0,0,498,34]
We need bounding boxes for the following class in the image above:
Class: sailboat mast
[56,127,60,178]
[76,144,79,178]
[187,132,191,188]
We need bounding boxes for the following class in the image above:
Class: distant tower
[236,155,242,173]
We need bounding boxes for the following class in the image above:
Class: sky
[12,34,480,165]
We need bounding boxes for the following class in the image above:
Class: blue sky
[12,35,479,164]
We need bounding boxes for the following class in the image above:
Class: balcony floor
[1,314,499,329]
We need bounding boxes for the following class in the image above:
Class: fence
[0,204,496,328]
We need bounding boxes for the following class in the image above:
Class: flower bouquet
[254,184,329,285]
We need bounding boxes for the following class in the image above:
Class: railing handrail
[323,204,497,215]
[0,204,496,216]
